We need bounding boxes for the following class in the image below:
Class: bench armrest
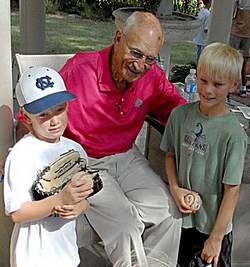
[145,113,165,135]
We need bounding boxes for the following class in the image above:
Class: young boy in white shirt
[4,66,93,267]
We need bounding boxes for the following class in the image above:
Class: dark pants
[178,228,232,267]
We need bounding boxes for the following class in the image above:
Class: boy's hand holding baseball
[58,177,93,206]
[184,192,202,213]
[170,185,202,214]
[170,185,194,214]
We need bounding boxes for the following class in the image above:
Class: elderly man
[17,11,187,266]
[59,11,187,265]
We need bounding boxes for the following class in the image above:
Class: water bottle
[157,56,166,72]
[184,69,199,103]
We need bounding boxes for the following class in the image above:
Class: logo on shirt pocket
[135,98,144,110]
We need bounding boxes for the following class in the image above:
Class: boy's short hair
[16,66,76,114]
[198,42,243,85]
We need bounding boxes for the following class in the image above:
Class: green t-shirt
[160,102,248,234]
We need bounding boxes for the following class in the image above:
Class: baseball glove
[189,251,212,267]
[32,149,102,200]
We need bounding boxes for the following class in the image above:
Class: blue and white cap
[16,66,76,114]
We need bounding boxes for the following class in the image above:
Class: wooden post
[206,0,235,45]
[0,0,14,266]
[157,0,173,16]
[20,0,46,54]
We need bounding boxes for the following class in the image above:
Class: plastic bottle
[184,69,199,103]
[157,56,166,72]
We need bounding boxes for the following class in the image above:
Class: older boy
[160,43,248,267]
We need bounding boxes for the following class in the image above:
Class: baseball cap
[16,66,76,114]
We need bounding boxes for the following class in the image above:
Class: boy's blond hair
[198,42,243,85]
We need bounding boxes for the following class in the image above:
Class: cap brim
[24,91,76,114]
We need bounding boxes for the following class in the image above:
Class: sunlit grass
[11,12,196,65]
[171,41,196,64]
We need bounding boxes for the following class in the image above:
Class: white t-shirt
[4,133,87,267]
[193,8,210,46]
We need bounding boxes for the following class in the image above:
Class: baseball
[184,193,202,212]
[72,171,93,186]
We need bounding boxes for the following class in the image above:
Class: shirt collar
[97,45,117,92]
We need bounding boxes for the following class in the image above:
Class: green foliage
[46,0,60,14]
[173,0,200,16]
[11,0,201,18]
[11,0,201,20]
[126,0,162,13]
[46,0,161,19]
[10,0,19,10]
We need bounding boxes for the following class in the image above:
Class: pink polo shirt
[59,45,186,157]
[16,46,186,157]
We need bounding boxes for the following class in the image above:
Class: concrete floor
[79,244,112,267]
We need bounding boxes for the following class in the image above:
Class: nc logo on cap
[16,66,76,114]
[36,75,54,90]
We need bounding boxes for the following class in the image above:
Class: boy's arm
[201,184,240,266]
[166,152,192,214]
[10,178,93,223]
[54,199,90,219]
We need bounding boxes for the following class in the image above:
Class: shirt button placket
[119,98,125,117]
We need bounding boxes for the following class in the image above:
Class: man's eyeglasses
[122,31,156,65]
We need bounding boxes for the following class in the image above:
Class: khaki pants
[85,145,182,266]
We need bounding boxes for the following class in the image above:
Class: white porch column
[0,0,14,266]
[20,0,46,54]
[206,0,235,45]
[157,0,173,16]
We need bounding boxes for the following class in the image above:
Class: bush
[173,0,201,16]
[44,0,160,20]
[46,0,60,14]
[12,0,200,21]
[170,62,197,83]
[11,0,19,10]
